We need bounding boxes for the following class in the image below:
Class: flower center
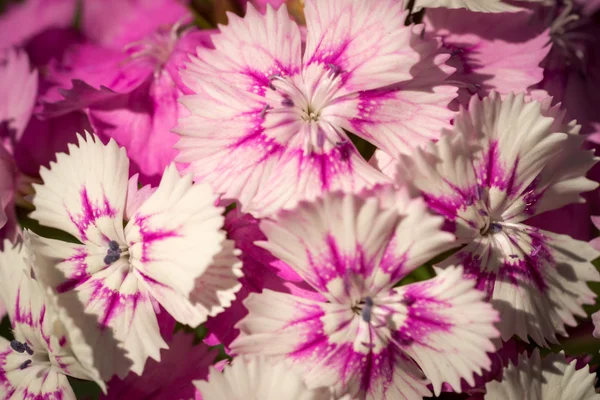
[104,240,128,265]
[480,221,503,236]
[10,340,35,370]
[263,64,347,153]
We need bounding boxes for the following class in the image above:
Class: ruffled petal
[383,266,499,395]
[413,0,522,12]
[31,133,129,245]
[342,28,457,157]
[438,228,600,346]
[258,190,453,303]
[303,0,414,93]
[102,332,217,400]
[484,350,600,400]
[195,356,335,400]
[425,9,550,106]
[231,290,431,400]
[0,48,38,145]
[593,310,600,338]
[125,164,232,327]
[30,232,166,380]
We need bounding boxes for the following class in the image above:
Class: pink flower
[231,189,499,399]
[101,331,217,400]
[29,134,242,380]
[423,8,550,108]
[81,0,191,50]
[176,1,457,216]
[0,0,77,50]
[43,26,215,184]
[396,92,600,346]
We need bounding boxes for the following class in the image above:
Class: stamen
[268,74,281,90]
[488,223,502,234]
[259,104,271,119]
[19,360,32,370]
[326,63,342,77]
[361,296,374,323]
[24,343,34,356]
[281,97,294,107]
[10,340,25,353]
[104,240,123,265]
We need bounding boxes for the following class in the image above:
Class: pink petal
[0,48,38,146]
[0,145,18,232]
[81,0,191,50]
[425,8,550,107]
[593,311,600,339]
[124,174,156,221]
[102,332,217,400]
[0,0,76,49]
[303,0,414,93]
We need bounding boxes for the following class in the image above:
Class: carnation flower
[395,92,600,345]
[484,349,600,399]
[231,189,499,399]
[195,356,339,400]
[0,240,104,399]
[176,0,457,216]
[43,17,214,184]
[28,133,242,380]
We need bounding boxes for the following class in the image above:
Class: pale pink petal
[124,164,235,328]
[81,0,191,49]
[438,229,600,345]
[0,145,18,233]
[424,8,550,107]
[413,0,522,12]
[31,133,129,245]
[303,0,414,93]
[0,48,38,145]
[102,332,217,400]
[0,0,76,49]
[382,266,499,395]
[124,174,156,221]
[484,350,600,399]
[342,28,457,157]
[258,190,453,304]
[195,356,335,400]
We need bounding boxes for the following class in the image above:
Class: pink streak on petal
[129,214,179,264]
[67,188,119,242]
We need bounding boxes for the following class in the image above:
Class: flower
[483,349,600,399]
[396,92,600,345]
[0,239,104,399]
[42,21,214,184]
[28,133,242,380]
[176,0,457,216]
[0,0,77,50]
[101,331,217,400]
[195,356,339,400]
[231,189,499,399]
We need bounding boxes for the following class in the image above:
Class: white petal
[195,356,335,400]
[125,164,230,327]
[484,350,600,400]
[413,0,522,13]
[31,132,129,245]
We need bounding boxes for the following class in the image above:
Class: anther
[361,296,374,323]
[488,223,502,234]
[19,360,32,370]
[108,240,119,251]
[326,63,342,76]
[281,97,294,107]
[267,74,281,90]
[10,340,25,353]
[104,241,122,265]
[24,343,34,356]
[259,104,271,119]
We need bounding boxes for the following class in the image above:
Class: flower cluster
[1,0,600,399]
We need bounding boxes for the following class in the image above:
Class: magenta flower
[231,189,499,399]
[28,134,242,380]
[43,22,214,184]
[396,92,600,345]
[0,0,76,50]
[0,240,104,399]
[176,1,457,216]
